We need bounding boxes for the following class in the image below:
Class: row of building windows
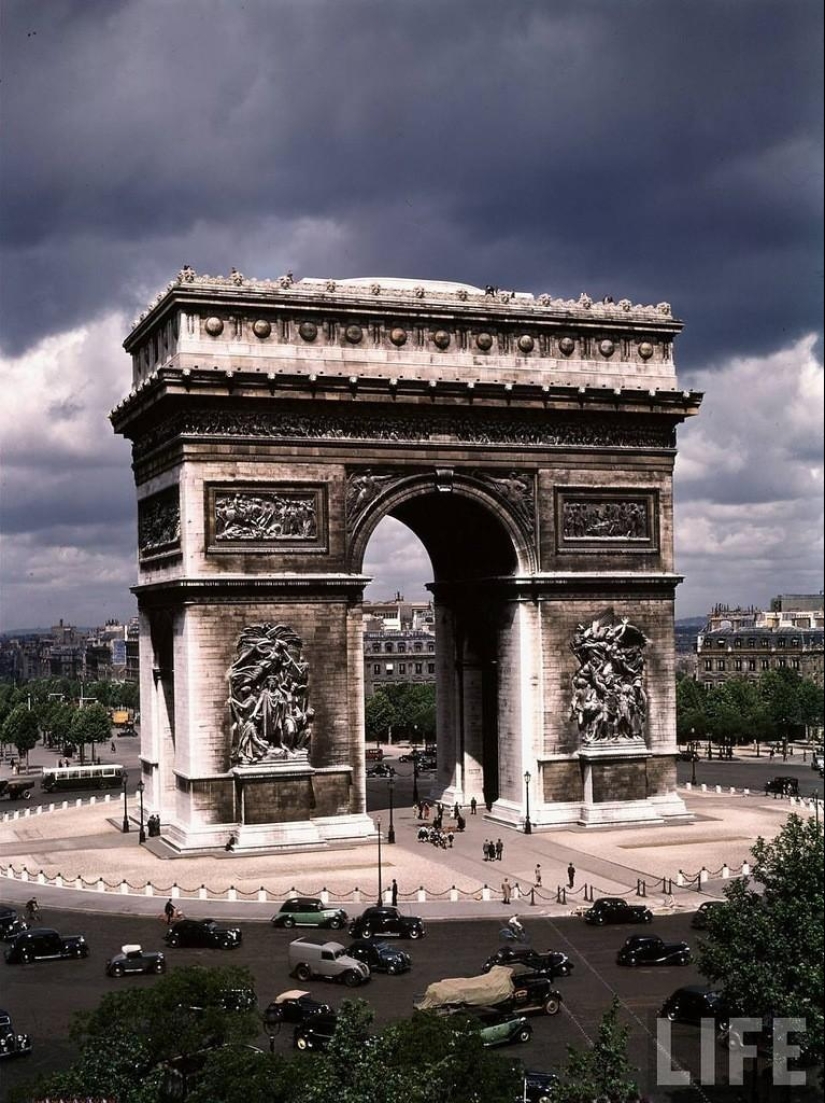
[704,657,800,672]
[712,637,802,649]
[373,662,435,676]
[366,641,435,654]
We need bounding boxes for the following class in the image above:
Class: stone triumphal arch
[112,271,701,851]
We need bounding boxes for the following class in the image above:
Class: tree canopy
[677,670,823,746]
[1,703,40,759]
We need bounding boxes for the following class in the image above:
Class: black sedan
[348,906,425,940]
[105,943,167,978]
[660,986,728,1027]
[616,935,691,967]
[690,901,726,929]
[164,918,242,950]
[583,897,653,926]
[4,928,89,965]
[347,939,412,975]
[481,945,573,979]
[264,990,332,1026]
[366,763,396,779]
[294,1012,339,1051]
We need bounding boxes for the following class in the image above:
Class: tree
[1,704,39,764]
[365,690,397,743]
[555,997,639,1102]
[70,701,112,763]
[698,814,824,1067]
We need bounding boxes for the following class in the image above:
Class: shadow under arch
[352,476,537,811]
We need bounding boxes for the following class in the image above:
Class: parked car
[365,747,384,762]
[448,1008,533,1048]
[366,762,396,779]
[416,755,437,772]
[690,901,726,929]
[105,943,166,978]
[583,898,653,926]
[523,1070,559,1102]
[347,938,412,975]
[764,776,799,796]
[288,939,370,987]
[263,990,332,1026]
[349,905,426,940]
[481,945,573,979]
[271,898,348,931]
[164,919,242,950]
[418,967,562,1019]
[660,986,729,1028]
[0,1009,32,1059]
[4,928,89,965]
[616,935,692,967]
[0,907,27,942]
[0,777,37,800]
[294,1012,339,1051]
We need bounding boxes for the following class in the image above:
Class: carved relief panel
[555,488,658,553]
[138,486,181,560]
[205,484,327,554]
[569,613,648,745]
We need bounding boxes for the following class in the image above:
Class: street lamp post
[523,770,532,835]
[137,779,146,844]
[412,750,420,806]
[781,717,788,761]
[376,818,383,904]
[387,776,396,844]
[121,773,130,833]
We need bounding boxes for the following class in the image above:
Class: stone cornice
[132,574,372,605]
[125,269,683,348]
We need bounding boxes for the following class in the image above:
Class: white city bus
[41,764,125,793]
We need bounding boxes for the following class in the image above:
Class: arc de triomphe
[112,271,701,851]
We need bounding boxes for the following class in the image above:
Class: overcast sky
[1,0,822,630]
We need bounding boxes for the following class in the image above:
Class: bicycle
[24,901,42,925]
[498,922,529,944]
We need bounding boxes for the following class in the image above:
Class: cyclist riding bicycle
[25,897,41,924]
[507,914,525,940]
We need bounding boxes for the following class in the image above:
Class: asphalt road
[0,906,818,1102]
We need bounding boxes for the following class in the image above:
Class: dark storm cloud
[1,0,822,366]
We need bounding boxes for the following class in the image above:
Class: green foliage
[698,814,825,1065]
[70,701,113,749]
[365,683,437,742]
[365,690,396,741]
[555,997,639,1102]
[1,703,40,757]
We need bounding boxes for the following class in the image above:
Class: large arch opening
[359,487,529,812]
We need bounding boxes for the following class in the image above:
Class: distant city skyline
[1,1,822,630]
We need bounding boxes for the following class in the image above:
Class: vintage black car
[500,970,563,1017]
[448,1008,533,1048]
[271,897,348,931]
[365,762,396,779]
[690,901,726,929]
[583,897,653,926]
[294,1012,339,1051]
[105,943,167,978]
[0,907,27,942]
[481,945,573,979]
[764,776,799,796]
[263,990,332,1026]
[616,935,691,967]
[677,749,700,762]
[0,777,36,800]
[347,938,412,975]
[164,919,242,950]
[0,1009,32,1060]
[524,1070,559,1102]
[660,986,728,1027]
[4,927,89,965]
[349,905,426,940]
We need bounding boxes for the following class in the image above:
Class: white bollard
[482,886,491,901]
[722,865,730,879]
[37,871,46,884]
[144,883,154,896]
[171,885,180,900]
[701,784,708,792]
[199,886,208,900]
[699,868,709,884]
[257,888,266,903]
[741,862,750,876]
[743,788,750,796]
[449,887,459,902]
[97,878,105,893]
[676,871,685,887]
[228,886,237,901]
[90,796,96,806]
[417,888,426,903]
[320,889,329,904]
[715,785,722,794]
[120,881,129,894]
[55,874,63,888]
[685,782,692,790]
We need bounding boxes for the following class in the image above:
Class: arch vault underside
[112,271,702,851]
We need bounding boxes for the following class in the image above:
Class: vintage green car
[449,1009,533,1048]
[272,898,348,931]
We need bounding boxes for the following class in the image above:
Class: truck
[415,964,563,1017]
[111,709,131,727]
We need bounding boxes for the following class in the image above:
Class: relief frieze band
[206,484,327,553]
[133,405,675,464]
[138,486,181,558]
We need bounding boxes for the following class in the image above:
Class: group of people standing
[483,838,504,861]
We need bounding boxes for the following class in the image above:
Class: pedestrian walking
[391,878,398,907]
[423,802,430,819]
[164,898,176,925]
[447,830,454,848]
[501,877,512,905]
[470,797,477,815]
[453,802,460,820]
[535,864,542,887]
[483,839,491,861]
[567,862,576,889]
[495,838,503,861]
[110,741,116,753]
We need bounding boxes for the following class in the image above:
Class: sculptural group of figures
[563,500,648,539]
[569,616,648,744]
[215,492,317,542]
[228,624,314,764]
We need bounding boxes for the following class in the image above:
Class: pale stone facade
[112,271,701,850]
